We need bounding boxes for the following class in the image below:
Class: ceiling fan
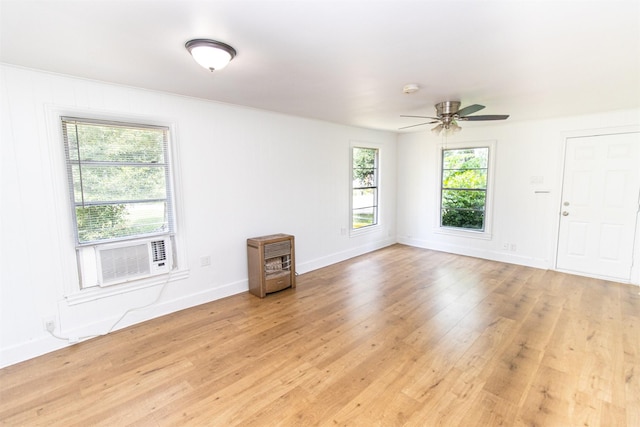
[400,101,509,134]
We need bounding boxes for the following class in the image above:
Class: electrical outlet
[43,317,56,332]
[200,256,211,267]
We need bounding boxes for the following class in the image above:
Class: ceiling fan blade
[456,104,485,116]
[398,121,438,130]
[460,114,510,121]
[400,115,440,120]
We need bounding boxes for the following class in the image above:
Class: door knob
[562,211,569,216]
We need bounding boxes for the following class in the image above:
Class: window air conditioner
[95,237,172,287]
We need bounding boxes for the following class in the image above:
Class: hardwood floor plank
[516,365,574,426]
[321,343,422,426]
[1,244,638,426]
[571,390,604,427]
[401,323,481,402]
[541,310,589,374]
[459,390,519,426]
[601,400,628,427]
[482,341,542,407]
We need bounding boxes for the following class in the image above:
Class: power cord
[46,273,172,343]
[104,273,172,334]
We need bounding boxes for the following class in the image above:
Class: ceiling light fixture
[431,120,461,136]
[185,39,237,72]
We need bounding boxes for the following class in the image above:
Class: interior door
[556,132,640,281]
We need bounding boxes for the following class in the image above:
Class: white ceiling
[1,0,639,132]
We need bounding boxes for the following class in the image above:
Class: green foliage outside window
[352,147,378,229]
[441,147,488,230]
[75,205,128,242]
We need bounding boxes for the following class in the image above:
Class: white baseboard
[0,334,70,370]
[397,236,550,270]
[0,279,248,368]
[297,237,396,274]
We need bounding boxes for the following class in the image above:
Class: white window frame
[350,142,381,236]
[435,140,496,240]
[48,109,186,298]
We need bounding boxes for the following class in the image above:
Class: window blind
[61,117,174,245]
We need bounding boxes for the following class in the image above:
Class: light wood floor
[1,245,639,426]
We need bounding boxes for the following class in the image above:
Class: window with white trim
[61,117,176,289]
[351,146,379,230]
[440,145,490,231]
[62,117,174,245]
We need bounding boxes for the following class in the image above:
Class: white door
[556,132,640,281]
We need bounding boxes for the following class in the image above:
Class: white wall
[2,63,638,368]
[397,109,640,281]
[0,64,397,367]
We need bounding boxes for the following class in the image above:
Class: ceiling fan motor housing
[435,101,461,116]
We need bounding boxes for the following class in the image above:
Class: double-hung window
[62,117,174,245]
[61,117,176,290]
[351,146,379,230]
[440,146,489,231]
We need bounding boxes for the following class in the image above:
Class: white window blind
[62,117,174,245]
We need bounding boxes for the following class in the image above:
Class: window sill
[64,268,190,306]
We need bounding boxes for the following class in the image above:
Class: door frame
[555,125,640,285]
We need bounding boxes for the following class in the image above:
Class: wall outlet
[200,256,211,267]
[502,242,509,250]
[43,317,56,332]
[530,175,544,184]
[510,244,517,252]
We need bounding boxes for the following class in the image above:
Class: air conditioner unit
[95,237,173,287]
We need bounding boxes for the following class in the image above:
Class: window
[351,146,379,230]
[440,146,489,231]
[62,117,174,245]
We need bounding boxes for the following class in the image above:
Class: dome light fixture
[185,39,237,72]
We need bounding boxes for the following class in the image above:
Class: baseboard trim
[0,279,248,369]
[297,238,396,274]
[397,237,550,270]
